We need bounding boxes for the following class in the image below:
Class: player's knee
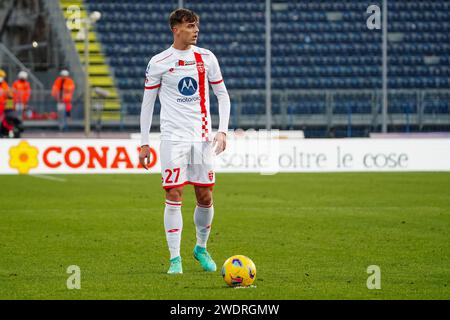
[165,187,183,202]
[196,192,212,207]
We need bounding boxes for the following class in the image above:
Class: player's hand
[213,132,227,155]
[139,145,151,170]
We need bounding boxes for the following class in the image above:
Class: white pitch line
[29,174,67,182]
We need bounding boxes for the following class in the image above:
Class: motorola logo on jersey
[178,77,198,96]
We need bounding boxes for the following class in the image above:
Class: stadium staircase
[59,0,121,121]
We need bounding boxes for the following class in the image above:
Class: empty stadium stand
[82,0,449,136]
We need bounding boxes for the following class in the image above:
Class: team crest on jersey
[176,60,196,67]
[208,170,214,181]
[178,77,198,96]
[196,61,205,73]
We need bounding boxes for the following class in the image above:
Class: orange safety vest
[52,77,75,102]
[12,79,31,105]
[0,81,9,106]
[52,77,75,110]
[0,81,9,118]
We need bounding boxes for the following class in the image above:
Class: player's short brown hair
[169,8,199,30]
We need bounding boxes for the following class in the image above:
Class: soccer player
[139,8,230,274]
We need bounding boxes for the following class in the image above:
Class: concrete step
[89,76,114,87]
[75,41,101,53]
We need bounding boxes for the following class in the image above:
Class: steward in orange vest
[0,69,10,118]
[12,71,31,118]
[51,69,76,115]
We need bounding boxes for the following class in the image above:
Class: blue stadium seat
[85,0,450,110]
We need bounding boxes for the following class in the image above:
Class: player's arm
[139,60,161,169]
[209,53,230,155]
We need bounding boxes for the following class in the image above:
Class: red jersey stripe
[194,52,207,116]
[163,181,190,189]
[162,181,215,189]
[145,84,161,90]
[209,79,223,85]
[155,53,173,63]
[188,181,215,187]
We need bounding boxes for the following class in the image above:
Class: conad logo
[9,140,39,174]
[42,145,157,169]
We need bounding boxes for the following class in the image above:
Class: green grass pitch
[0,172,449,299]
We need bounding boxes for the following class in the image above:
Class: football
[221,255,256,287]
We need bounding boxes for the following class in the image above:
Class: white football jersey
[144,45,225,142]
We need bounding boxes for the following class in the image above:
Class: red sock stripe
[167,228,180,233]
[165,201,182,206]
[197,202,213,208]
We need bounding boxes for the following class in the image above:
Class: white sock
[194,202,214,248]
[164,200,183,260]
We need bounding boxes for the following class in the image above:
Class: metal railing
[7,88,449,135]
[2,89,81,123]
[0,43,44,90]
[118,88,450,132]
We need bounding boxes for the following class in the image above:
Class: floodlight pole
[178,0,183,8]
[381,0,388,133]
[84,18,91,137]
[265,0,272,130]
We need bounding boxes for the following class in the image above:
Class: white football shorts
[159,140,215,189]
